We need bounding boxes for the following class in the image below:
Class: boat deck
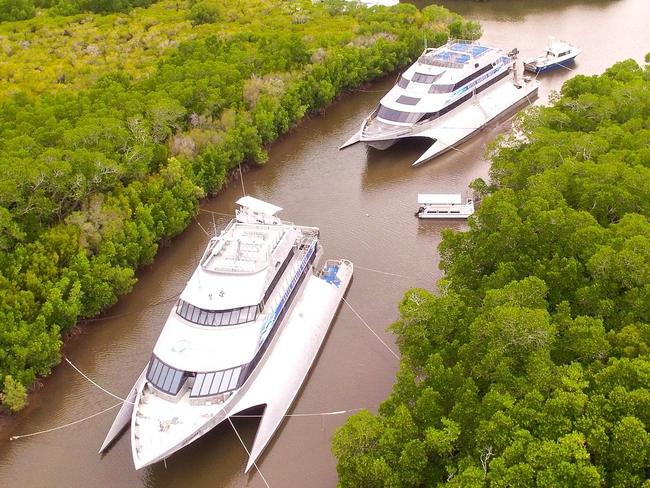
[412,77,539,166]
[202,224,285,274]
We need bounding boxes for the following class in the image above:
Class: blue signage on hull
[258,240,316,345]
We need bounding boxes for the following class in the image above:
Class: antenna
[238,160,246,197]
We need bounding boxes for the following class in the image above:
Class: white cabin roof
[418,193,462,205]
[236,196,282,216]
[154,313,261,371]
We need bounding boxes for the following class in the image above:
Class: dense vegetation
[0,1,480,411]
[333,60,650,486]
[0,0,159,22]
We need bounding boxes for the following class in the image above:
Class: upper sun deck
[418,41,494,69]
[200,223,286,274]
[200,197,288,275]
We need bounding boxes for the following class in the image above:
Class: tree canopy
[333,58,650,486]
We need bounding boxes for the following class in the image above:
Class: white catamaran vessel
[99,197,353,472]
[341,40,540,166]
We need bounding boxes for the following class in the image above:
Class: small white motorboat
[524,39,581,73]
[415,193,475,219]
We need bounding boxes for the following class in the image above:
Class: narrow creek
[1,0,648,485]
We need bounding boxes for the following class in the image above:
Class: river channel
[1,1,648,486]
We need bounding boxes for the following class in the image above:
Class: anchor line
[227,416,271,488]
[81,292,180,323]
[9,402,122,441]
[8,405,367,442]
[341,297,400,360]
[64,356,136,405]
[231,408,363,418]
[349,264,413,280]
[198,208,236,218]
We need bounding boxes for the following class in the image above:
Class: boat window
[396,95,420,106]
[228,368,241,390]
[190,305,200,322]
[200,373,215,396]
[220,370,233,393]
[451,63,495,92]
[397,76,409,88]
[147,356,187,395]
[411,72,441,84]
[191,366,243,397]
[429,84,454,94]
[176,300,259,326]
[151,360,163,384]
[377,105,424,124]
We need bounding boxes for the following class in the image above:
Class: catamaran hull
[98,368,147,454]
[367,139,398,150]
[343,76,539,167]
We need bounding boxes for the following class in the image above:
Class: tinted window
[377,105,423,124]
[176,300,258,327]
[411,72,441,84]
[396,95,420,106]
[147,356,187,395]
[191,366,243,397]
[397,76,409,88]
[429,84,454,94]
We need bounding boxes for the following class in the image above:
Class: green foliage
[188,0,221,25]
[0,1,470,408]
[1,375,27,412]
[334,60,650,486]
[0,0,36,21]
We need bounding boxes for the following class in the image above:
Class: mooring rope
[198,208,236,217]
[9,402,122,441]
[82,292,180,323]
[350,264,413,280]
[227,416,271,488]
[64,356,135,405]
[341,297,400,360]
[231,408,363,418]
[8,405,366,442]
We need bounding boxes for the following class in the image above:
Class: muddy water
[1,1,648,486]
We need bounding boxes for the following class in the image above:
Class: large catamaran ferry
[99,197,353,472]
[341,40,539,166]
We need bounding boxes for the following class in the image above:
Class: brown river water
[1,1,648,486]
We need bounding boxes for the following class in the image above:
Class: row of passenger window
[398,72,444,89]
[190,366,242,397]
[411,72,442,84]
[399,63,498,96]
[377,105,424,124]
[147,356,186,395]
[176,299,259,326]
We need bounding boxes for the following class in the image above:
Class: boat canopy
[236,196,282,216]
[418,193,462,205]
